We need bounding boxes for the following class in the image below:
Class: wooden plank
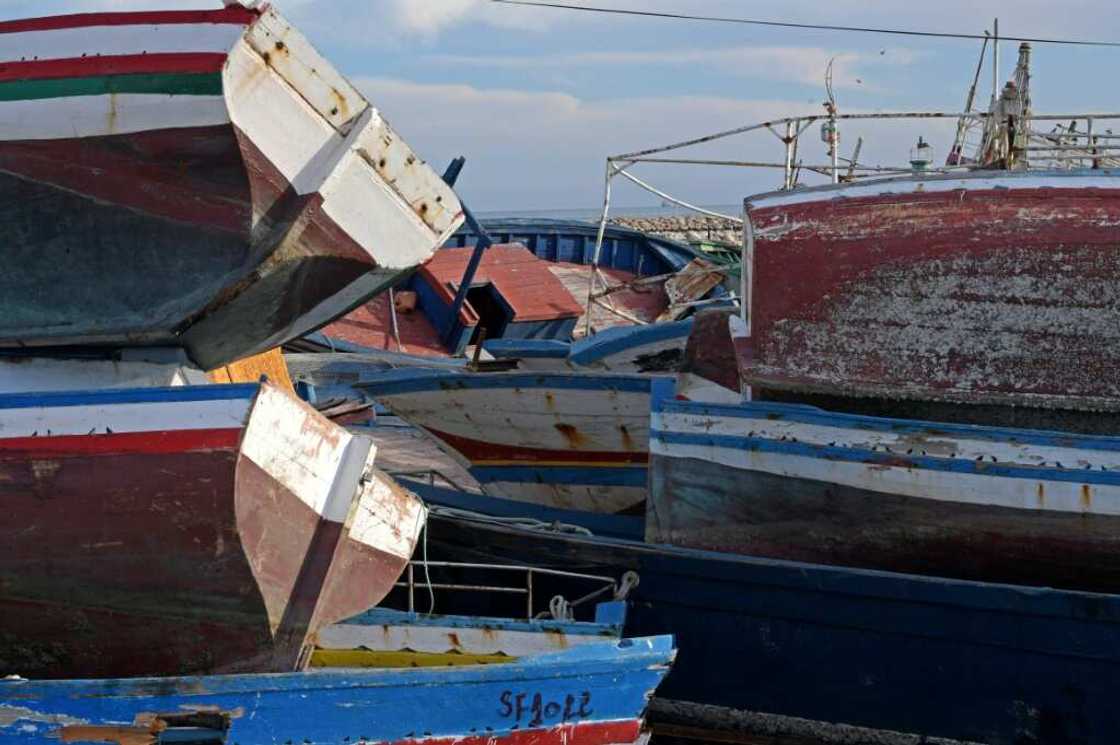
[208,348,293,391]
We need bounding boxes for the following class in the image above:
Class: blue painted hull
[448,218,701,277]
[419,505,1120,744]
[0,637,673,744]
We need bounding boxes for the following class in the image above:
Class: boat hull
[744,170,1120,412]
[416,501,1120,745]
[360,370,652,513]
[0,382,424,679]
[0,7,462,368]
[649,377,1120,593]
[0,637,673,745]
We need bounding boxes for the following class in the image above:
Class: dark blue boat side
[418,501,1120,745]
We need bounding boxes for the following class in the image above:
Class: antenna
[992,18,1000,103]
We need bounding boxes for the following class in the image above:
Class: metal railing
[396,560,638,621]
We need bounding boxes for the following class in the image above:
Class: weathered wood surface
[0,382,422,679]
[0,636,673,745]
[744,171,1120,412]
[0,6,461,368]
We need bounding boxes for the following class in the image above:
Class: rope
[549,595,574,621]
[615,571,640,600]
[428,504,594,536]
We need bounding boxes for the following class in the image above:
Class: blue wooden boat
[0,636,674,745]
[448,218,701,277]
[413,493,1120,744]
[316,603,627,667]
[483,319,694,374]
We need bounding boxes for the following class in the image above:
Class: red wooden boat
[0,381,425,680]
[0,3,462,369]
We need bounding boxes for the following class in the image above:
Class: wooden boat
[743,168,1120,420]
[651,341,1120,592]
[358,370,653,514]
[0,4,462,369]
[0,636,674,745]
[0,381,424,680]
[413,496,1120,745]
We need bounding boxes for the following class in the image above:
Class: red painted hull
[0,384,417,680]
[0,123,382,369]
[744,173,1120,412]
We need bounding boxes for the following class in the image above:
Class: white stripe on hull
[319,623,609,657]
[0,23,247,61]
[654,428,1120,517]
[653,411,1120,471]
[749,172,1120,210]
[385,387,651,454]
[0,396,252,438]
[0,93,228,140]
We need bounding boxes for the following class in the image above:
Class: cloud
[429,46,924,90]
[359,76,856,210]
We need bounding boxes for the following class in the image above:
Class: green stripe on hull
[0,73,222,102]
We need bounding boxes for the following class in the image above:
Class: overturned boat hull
[0,7,462,369]
[0,382,424,679]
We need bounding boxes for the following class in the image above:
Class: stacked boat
[0,4,673,745]
[362,42,1120,744]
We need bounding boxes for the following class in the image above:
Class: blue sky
[4,0,1119,211]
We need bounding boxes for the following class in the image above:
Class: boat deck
[322,243,669,354]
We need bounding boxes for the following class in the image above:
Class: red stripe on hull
[0,53,228,82]
[425,426,648,466]
[391,720,644,745]
[0,384,410,680]
[0,125,251,234]
[0,8,257,35]
[0,428,242,458]
[746,184,1120,407]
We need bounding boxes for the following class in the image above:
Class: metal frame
[396,560,635,621]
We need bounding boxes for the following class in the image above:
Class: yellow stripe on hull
[311,649,517,669]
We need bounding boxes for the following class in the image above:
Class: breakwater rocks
[612,215,741,247]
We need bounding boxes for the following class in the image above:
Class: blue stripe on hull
[0,383,259,410]
[343,605,625,637]
[0,637,673,744]
[569,320,693,367]
[652,428,1120,486]
[656,395,1120,452]
[358,369,652,397]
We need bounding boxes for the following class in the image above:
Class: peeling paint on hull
[0,382,423,680]
[745,170,1120,411]
[0,6,462,369]
[360,370,653,514]
[0,637,673,745]
[650,376,1120,593]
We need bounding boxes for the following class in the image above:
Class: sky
[2,0,1119,212]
